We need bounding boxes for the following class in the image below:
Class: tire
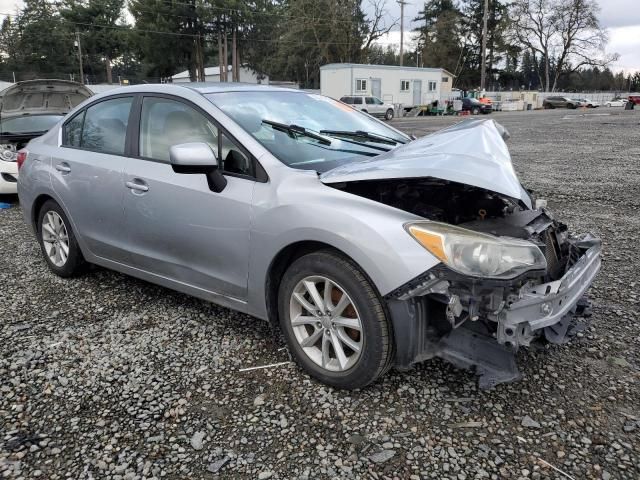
[37,200,85,277]
[569,103,577,109]
[471,107,480,115]
[384,109,394,121]
[361,109,368,114]
[278,250,393,389]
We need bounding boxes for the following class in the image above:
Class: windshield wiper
[262,119,332,145]
[319,130,406,145]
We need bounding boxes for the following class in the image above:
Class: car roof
[95,82,302,96]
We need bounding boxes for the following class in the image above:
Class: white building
[320,63,454,108]
[171,65,268,84]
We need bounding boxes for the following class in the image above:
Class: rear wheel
[384,109,394,121]
[37,200,85,277]
[278,250,393,389]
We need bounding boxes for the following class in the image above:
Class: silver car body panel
[320,119,532,207]
[17,84,600,388]
[18,84,440,322]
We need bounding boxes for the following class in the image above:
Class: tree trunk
[544,54,550,92]
[197,34,205,82]
[232,27,237,82]
[223,31,228,82]
[218,30,224,81]
[105,55,112,84]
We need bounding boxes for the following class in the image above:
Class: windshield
[0,115,63,134]
[206,91,409,172]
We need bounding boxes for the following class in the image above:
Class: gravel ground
[1,108,639,480]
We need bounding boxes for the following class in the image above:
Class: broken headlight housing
[405,221,547,279]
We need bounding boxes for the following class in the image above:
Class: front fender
[245,173,440,319]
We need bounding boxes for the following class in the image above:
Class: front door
[371,78,381,100]
[122,95,255,300]
[50,96,134,261]
[413,80,422,106]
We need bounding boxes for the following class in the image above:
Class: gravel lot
[1,108,639,480]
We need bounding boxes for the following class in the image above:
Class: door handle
[125,180,149,192]
[55,163,71,173]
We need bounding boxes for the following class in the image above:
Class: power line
[0,11,385,46]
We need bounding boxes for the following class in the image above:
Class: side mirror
[169,142,227,193]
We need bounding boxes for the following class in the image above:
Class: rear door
[50,95,134,261]
[365,96,382,115]
[121,95,256,300]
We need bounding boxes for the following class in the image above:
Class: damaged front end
[323,120,601,388]
[385,206,601,389]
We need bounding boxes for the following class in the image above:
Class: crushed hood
[320,119,531,207]
[0,79,92,118]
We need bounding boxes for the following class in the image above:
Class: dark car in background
[0,79,93,194]
[461,97,492,115]
[542,96,579,109]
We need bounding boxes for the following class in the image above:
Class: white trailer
[320,63,454,109]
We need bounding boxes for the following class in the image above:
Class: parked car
[542,96,579,109]
[340,95,395,120]
[18,84,601,389]
[574,98,599,108]
[0,79,92,194]
[461,97,492,114]
[605,98,627,107]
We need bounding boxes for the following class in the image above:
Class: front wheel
[471,107,480,115]
[384,109,394,121]
[37,200,85,277]
[278,250,393,389]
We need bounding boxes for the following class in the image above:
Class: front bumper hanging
[386,235,602,389]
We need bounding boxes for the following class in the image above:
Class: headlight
[405,221,546,279]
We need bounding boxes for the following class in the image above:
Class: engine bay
[332,177,524,225]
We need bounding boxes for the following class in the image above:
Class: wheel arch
[264,240,382,329]
[31,193,56,231]
[30,192,90,260]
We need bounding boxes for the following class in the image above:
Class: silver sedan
[17,84,601,389]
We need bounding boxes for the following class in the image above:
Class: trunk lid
[320,119,531,206]
[0,79,92,117]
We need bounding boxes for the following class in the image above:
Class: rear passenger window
[63,111,85,147]
[79,97,133,155]
[354,97,363,105]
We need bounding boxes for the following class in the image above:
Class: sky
[370,0,640,73]
[0,0,637,73]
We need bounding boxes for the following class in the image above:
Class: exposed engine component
[332,177,523,225]
[0,143,20,162]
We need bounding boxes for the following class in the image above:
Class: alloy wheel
[41,211,70,267]
[289,275,363,372]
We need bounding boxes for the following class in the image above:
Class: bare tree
[510,0,617,91]
[362,0,398,52]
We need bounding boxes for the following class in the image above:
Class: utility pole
[480,0,489,91]
[398,0,408,66]
[75,32,84,85]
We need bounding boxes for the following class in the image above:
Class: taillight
[16,150,27,170]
